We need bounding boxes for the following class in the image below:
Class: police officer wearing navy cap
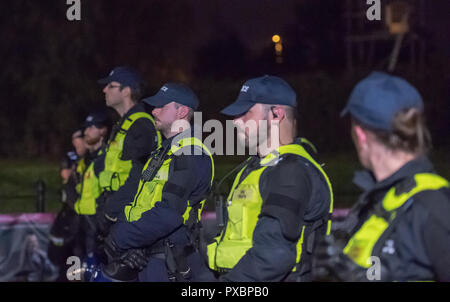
[72,111,111,278]
[206,75,334,281]
[313,72,450,281]
[48,111,109,281]
[95,67,162,239]
[48,127,88,281]
[97,83,214,282]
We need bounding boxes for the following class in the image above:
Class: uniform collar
[121,102,145,121]
[259,143,302,166]
[161,127,194,149]
[353,155,435,193]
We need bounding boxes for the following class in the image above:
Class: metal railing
[0,179,47,212]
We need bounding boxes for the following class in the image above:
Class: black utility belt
[146,242,197,257]
[216,267,231,274]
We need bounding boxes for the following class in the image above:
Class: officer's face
[84,125,105,146]
[103,81,124,107]
[233,104,270,150]
[351,123,371,170]
[152,102,180,134]
[72,136,87,157]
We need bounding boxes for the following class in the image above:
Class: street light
[272,34,283,64]
[272,34,281,44]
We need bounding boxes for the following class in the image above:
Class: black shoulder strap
[141,143,172,183]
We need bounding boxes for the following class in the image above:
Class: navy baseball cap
[82,110,109,128]
[98,66,143,89]
[143,83,200,110]
[221,75,297,116]
[341,71,424,132]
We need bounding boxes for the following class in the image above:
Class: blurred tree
[194,26,248,79]
[0,0,198,158]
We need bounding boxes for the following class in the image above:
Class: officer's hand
[121,249,149,272]
[103,235,125,262]
[103,235,148,272]
[312,234,346,281]
[96,212,115,238]
[312,235,369,282]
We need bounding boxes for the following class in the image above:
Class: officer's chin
[155,121,164,131]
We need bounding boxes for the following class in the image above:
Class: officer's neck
[257,136,293,158]
[114,98,135,117]
[258,120,295,158]
[370,149,417,182]
[164,124,191,139]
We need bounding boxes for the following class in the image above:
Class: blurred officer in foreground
[97,83,214,282]
[48,128,88,281]
[95,66,161,239]
[313,72,450,281]
[71,111,109,279]
[207,75,333,281]
[60,130,86,184]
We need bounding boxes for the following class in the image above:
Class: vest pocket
[215,239,252,270]
[227,204,243,240]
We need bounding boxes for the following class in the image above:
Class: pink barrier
[0,208,350,226]
[0,213,57,225]
[202,208,350,221]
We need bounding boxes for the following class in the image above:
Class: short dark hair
[354,107,431,155]
[120,84,143,103]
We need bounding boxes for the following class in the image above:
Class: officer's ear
[270,106,285,121]
[176,105,190,120]
[99,126,108,138]
[120,86,131,99]
[352,124,368,150]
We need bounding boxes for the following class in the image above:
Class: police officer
[207,75,333,281]
[60,130,85,185]
[314,72,450,281]
[96,66,161,235]
[101,83,214,282]
[48,128,87,281]
[72,111,109,276]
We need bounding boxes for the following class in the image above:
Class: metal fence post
[36,179,46,212]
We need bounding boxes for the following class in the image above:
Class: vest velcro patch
[263,192,302,214]
[164,181,186,198]
[261,193,304,241]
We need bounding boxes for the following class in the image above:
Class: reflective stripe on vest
[99,112,161,191]
[343,173,449,269]
[124,136,214,223]
[207,143,334,271]
[74,161,101,215]
[74,157,87,195]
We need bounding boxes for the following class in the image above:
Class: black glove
[312,234,369,282]
[104,235,149,272]
[121,249,149,271]
[96,192,116,238]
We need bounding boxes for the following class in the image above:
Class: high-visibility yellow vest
[343,173,449,269]
[98,112,161,192]
[124,136,214,224]
[74,157,87,195]
[74,160,101,215]
[207,143,333,271]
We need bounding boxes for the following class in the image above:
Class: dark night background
[0,0,449,159]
